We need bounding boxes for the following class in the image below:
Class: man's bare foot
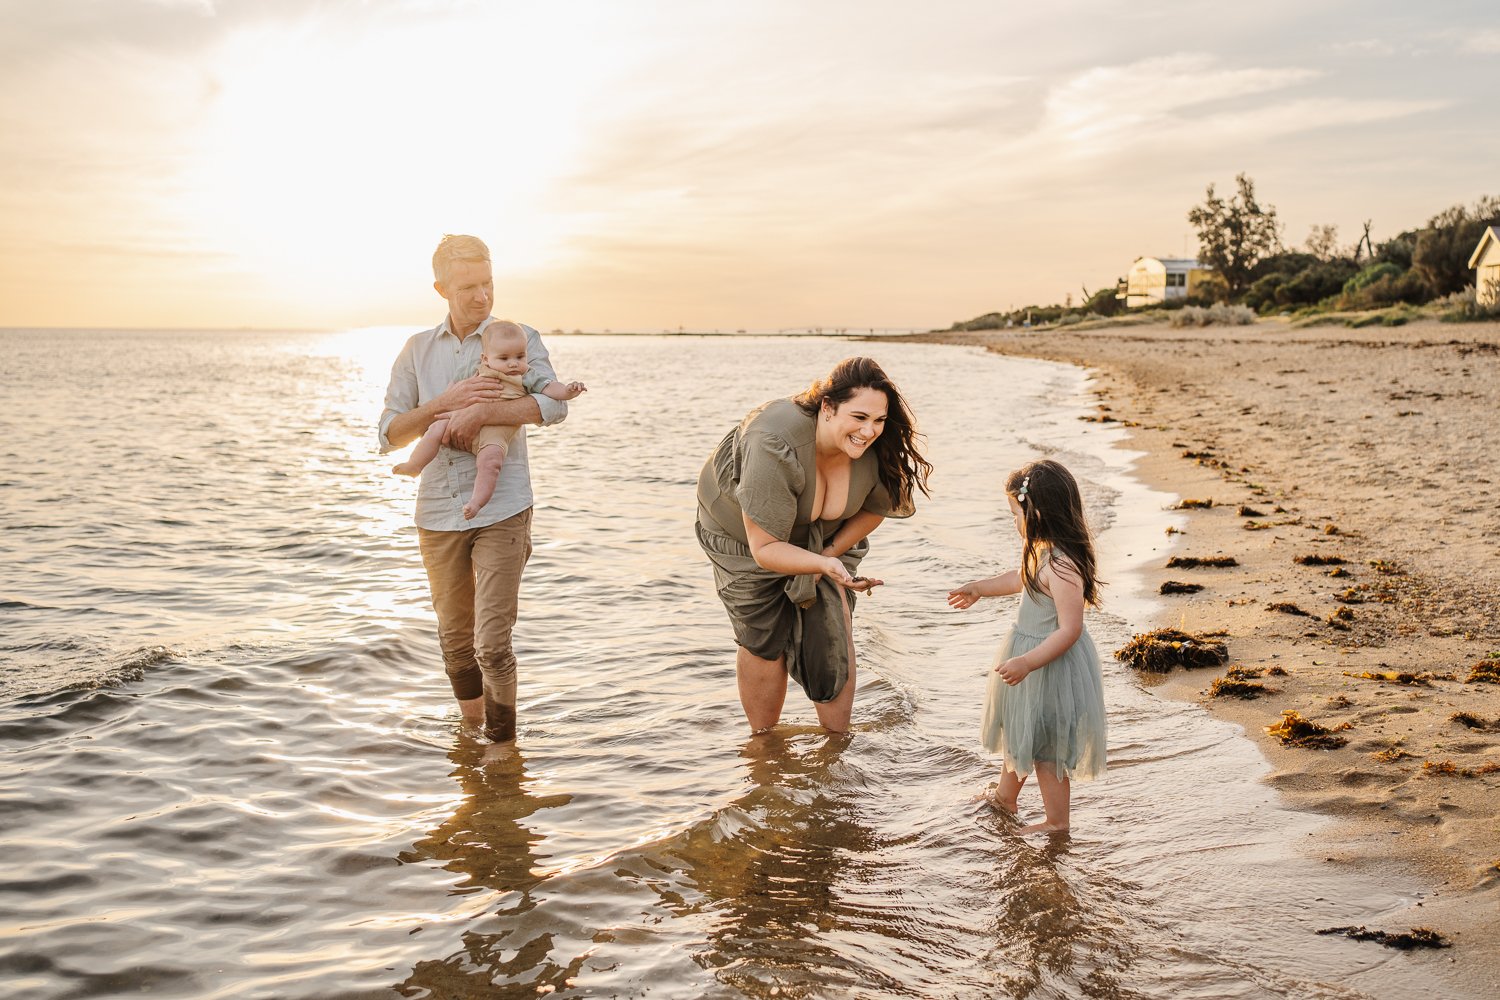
[481,741,518,765]
[393,462,419,477]
[1017,821,1068,835]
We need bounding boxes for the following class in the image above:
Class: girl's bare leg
[813,584,857,734]
[463,444,506,519]
[1021,765,1070,833]
[987,769,1025,813]
[736,646,789,732]
[394,419,448,476]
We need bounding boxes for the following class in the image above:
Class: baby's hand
[561,381,587,398]
[994,656,1032,685]
[947,584,982,609]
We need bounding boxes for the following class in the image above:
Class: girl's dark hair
[1006,459,1101,606]
[794,356,932,512]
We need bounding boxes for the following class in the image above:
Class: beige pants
[418,507,533,740]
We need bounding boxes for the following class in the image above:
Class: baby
[393,320,586,519]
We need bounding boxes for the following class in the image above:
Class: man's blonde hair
[432,234,491,286]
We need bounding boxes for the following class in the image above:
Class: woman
[695,357,933,733]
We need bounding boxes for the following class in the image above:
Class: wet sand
[900,318,1500,990]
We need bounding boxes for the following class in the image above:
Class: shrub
[1436,285,1500,323]
[1169,303,1257,327]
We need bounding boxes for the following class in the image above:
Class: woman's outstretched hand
[844,575,884,594]
[947,584,983,609]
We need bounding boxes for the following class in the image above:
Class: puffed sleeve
[860,477,916,520]
[733,428,805,542]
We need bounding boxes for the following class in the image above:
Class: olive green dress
[695,398,912,702]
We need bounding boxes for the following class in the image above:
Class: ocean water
[0,329,1453,999]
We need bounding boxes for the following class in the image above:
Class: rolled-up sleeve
[523,327,568,427]
[377,335,419,454]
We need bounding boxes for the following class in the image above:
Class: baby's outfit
[470,366,553,460]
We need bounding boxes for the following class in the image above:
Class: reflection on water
[0,329,1462,999]
[397,744,580,997]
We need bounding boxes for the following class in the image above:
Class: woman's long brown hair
[1006,459,1101,606]
[793,356,932,511]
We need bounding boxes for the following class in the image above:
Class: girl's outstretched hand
[947,584,983,609]
[994,656,1032,686]
[844,575,884,594]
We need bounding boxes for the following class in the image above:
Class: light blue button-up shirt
[379,317,568,531]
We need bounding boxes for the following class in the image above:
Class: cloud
[1460,29,1500,54]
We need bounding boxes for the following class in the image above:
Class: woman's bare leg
[813,584,857,734]
[736,647,788,732]
[394,419,448,476]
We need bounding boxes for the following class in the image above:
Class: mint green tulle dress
[980,574,1108,782]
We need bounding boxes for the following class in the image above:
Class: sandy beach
[903,317,1500,988]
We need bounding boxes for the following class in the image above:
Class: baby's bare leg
[393,419,448,477]
[463,444,507,519]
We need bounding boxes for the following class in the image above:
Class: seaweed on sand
[1368,559,1405,575]
[1342,670,1446,686]
[1467,658,1500,684]
[1209,677,1274,699]
[1315,926,1450,950]
[1237,505,1265,517]
[1159,580,1203,595]
[1266,710,1351,749]
[1166,556,1239,569]
[1423,760,1500,777]
[1371,746,1412,763]
[1294,554,1347,566]
[1115,628,1229,672]
[1326,566,1351,578]
[1268,602,1315,617]
[1174,498,1214,509]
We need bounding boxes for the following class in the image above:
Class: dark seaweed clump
[1115,628,1229,672]
[1209,668,1275,699]
[1266,710,1350,749]
[1237,505,1265,517]
[1315,926,1450,950]
[1267,602,1314,617]
[1167,556,1239,569]
[1294,554,1347,566]
[1468,658,1500,684]
[1159,580,1203,595]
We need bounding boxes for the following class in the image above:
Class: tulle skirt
[980,627,1107,781]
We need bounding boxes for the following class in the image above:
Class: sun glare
[175,9,623,312]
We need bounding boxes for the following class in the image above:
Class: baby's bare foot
[393,462,418,477]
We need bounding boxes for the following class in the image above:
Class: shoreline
[896,318,1500,994]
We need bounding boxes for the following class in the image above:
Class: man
[379,234,568,742]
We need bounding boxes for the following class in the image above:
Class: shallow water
[0,329,1454,998]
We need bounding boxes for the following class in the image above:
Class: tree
[1186,174,1282,300]
[1411,195,1500,297]
[1304,224,1341,261]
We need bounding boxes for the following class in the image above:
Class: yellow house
[1469,225,1500,307]
[1123,257,1212,307]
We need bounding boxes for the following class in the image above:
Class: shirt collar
[437,314,495,343]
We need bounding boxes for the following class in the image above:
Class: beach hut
[1123,257,1210,308]
[1469,225,1500,307]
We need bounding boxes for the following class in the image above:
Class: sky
[1,0,1497,332]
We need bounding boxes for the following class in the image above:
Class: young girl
[947,459,1107,834]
